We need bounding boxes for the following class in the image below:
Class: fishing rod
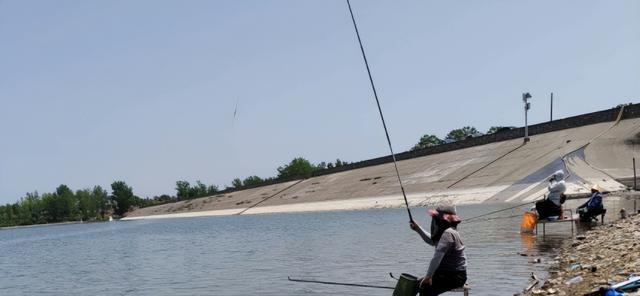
[346,0,413,221]
[288,276,394,290]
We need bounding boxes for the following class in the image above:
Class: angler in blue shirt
[577,184,605,222]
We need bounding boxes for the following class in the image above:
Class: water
[0,199,634,295]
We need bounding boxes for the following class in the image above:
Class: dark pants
[578,207,604,222]
[419,270,467,296]
[536,199,561,219]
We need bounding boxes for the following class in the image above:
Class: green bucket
[392,273,418,296]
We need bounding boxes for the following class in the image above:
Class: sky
[1,0,639,204]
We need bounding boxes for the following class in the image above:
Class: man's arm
[410,220,435,246]
[577,201,587,209]
[425,232,453,277]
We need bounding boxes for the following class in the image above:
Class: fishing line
[346,0,413,221]
[464,200,538,222]
[288,276,394,290]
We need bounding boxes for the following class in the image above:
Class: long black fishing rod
[346,0,413,221]
[288,276,394,290]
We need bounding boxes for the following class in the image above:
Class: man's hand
[409,220,419,232]
[419,276,432,288]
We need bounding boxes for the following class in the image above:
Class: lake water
[1,199,634,295]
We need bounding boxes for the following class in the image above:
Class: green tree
[411,134,442,150]
[42,191,69,223]
[76,189,93,221]
[277,157,316,178]
[43,184,76,222]
[91,186,110,218]
[486,126,514,134]
[445,126,479,142]
[242,176,264,187]
[206,185,219,194]
[19,192,44,225]
[175,181,190,200]
[231,178,243,189]
[111,181,135,216]
[189,180,208,197]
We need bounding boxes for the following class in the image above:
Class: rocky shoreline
[523,213,640,295]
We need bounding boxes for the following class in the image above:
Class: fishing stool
[451,284,470,296]
[450,284,471,296]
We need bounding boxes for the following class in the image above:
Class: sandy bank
[523,213,640,295]
[121,186,505,220]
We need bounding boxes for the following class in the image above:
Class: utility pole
[523,92,532,142]
[550,92,553,122]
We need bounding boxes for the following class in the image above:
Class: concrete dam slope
[125,106,640,220]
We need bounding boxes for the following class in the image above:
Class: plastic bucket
[393,273,418,296]
[520,211,538,234]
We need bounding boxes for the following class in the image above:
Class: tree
[111,181,135,216]
[486,126,514,134]
[20,191,44,225]
[411,134,442,150]
[206,185,219,194]
[76,189,93,221]
[91,186,110,218]
[242,176,264,187]
[42,184,76,222]
[445,126,479,142]
[335,159,344,167]
[189,181,208,197]
[175,181,190,200]
[277,157,316,178]
[231,178,243,189]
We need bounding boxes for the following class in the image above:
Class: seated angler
[577,184,605,222]
[536,170,566,220]
[409,206,467,296]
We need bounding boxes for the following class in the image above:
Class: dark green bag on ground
[393,273,418,296]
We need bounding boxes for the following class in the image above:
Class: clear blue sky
[1,1,638,203]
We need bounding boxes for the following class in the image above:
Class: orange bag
[520,211,538,234]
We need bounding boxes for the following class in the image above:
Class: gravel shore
[523,213,640,295]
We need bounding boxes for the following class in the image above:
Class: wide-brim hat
[591,184,601,192]
[428,205,461,223]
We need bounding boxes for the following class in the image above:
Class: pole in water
[633,157,637,191]
[346,0,412,221]
[288,276,394,290]
[634,157,637,214]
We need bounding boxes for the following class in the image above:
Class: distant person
[536,170,566,220]
[578,184,605,222]
[409,206,467,296]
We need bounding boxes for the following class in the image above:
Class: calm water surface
[1,199,633,296]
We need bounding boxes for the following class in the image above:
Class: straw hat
[591,184,601,192]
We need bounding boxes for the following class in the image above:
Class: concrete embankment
[124,105,640,220]
[523,213,640,295]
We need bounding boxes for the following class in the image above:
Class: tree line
[1,158,350,227]
[411,126,515,151]
[0,181,136,227]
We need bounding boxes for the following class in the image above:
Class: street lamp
[523,92,532,142]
